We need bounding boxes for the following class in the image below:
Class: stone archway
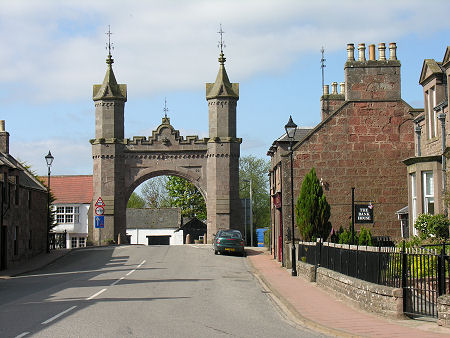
[90,50,242,244]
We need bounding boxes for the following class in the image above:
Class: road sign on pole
[95,216,104,228]
[95,206,105,216]
[95,197,105,206]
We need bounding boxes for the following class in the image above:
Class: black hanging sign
[355,203,374,223]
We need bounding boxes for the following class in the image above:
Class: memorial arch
[90,48,242,244]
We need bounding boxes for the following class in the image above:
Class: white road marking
[126,269,136,276]
[125,260,145,276]
[15,332,30,338]
[110,276,125,286]
[86,288,107,300]
[41,306,77,325]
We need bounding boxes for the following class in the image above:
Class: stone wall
[438,295,450,328]
[295,259,403,318]
[316,267,403,318]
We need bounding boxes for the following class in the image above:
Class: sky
[1,0,450,178]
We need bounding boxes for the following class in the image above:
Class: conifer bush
[295,168,331,241]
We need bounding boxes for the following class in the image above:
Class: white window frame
[422,171,434,215]
[55,205,80,224]
[71,237,78,248]
[411,173,417,236]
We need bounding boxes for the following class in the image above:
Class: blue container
[256,228,268,247]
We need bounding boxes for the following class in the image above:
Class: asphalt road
[0,245,325,337]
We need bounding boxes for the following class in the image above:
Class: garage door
[147,236,170,245]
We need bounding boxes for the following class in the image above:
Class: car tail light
[216,239,220,244]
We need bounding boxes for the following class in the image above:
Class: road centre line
[110,276,125,286]
[125,260,146,276]
[86,288,107,300]
[41,306,77,325]
[14,332,30,338]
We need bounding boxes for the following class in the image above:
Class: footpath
[0,249,70,279]
[247,247,450,337]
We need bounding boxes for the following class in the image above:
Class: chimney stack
[369,44,375,61]
[389,42,397,60]
[347,43,355,61]
[331,82,338,94]
[0,120,9,154]
[378,43,386,60]
[358,43,366,61]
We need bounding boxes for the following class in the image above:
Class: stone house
[404,46,450,236]
[0,121,48,270]
[126,207,183,245]
[40,175,92,248]
[268,43,415,265]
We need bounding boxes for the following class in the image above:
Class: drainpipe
[437,111,447,216]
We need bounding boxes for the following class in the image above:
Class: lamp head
[45,151,54,167]
[284,115,297,140]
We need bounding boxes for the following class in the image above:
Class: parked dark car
[214,230,245,256]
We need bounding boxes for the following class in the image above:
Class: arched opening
[125,174,207,246]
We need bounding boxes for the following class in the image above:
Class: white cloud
[10,138,92,176]
[1,0,449,102]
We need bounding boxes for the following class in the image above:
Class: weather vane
[320,46,326,92]
[217,24,226,53]
[106,25,114,56]
[163,97,169,118]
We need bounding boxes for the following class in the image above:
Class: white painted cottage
[126,208,183,245]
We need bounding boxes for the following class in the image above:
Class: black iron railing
[297,240,450,318]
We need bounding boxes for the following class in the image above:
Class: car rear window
[221,232,242,239]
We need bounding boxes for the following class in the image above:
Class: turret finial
[163,97,169,118]
[105,25,114,65]
[217,24,226,65]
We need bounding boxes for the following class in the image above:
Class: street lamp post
[285,115,297,276]
[243,178,253,246]
[45,151,54,253]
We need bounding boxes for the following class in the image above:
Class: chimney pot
[331,82,338,94]
[358,43,366,61]
[347,43,355,61]
[339,82,345,95]
[0,120,9,154]
[378,43,386,60]
[323,84,329,96]
[389,42,397,60]
[0,120,4,132]
[369,44,375,61]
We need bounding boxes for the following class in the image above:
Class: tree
[295,167,331,241]
[166,176,206,220]
[127,192,145,208]
[140,176,170,208]
[239,155,271,228]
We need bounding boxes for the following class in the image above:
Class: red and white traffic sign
[95,206,105,216]
[95,197,105,206]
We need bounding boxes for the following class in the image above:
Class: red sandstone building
[404,47,450,237]
[268,43,415,265]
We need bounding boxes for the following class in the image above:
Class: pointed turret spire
[206,25,239,100]
[93,26,127,101]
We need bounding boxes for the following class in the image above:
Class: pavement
[3,246,450,337]
[0,248,70,279]
[247,247,450,337]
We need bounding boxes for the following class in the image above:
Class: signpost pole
[351,187,355,245]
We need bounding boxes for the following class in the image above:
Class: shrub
[295,168,331,241]
[358,227,372,246]
[264,229,271,247]
[414,213,450,241]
